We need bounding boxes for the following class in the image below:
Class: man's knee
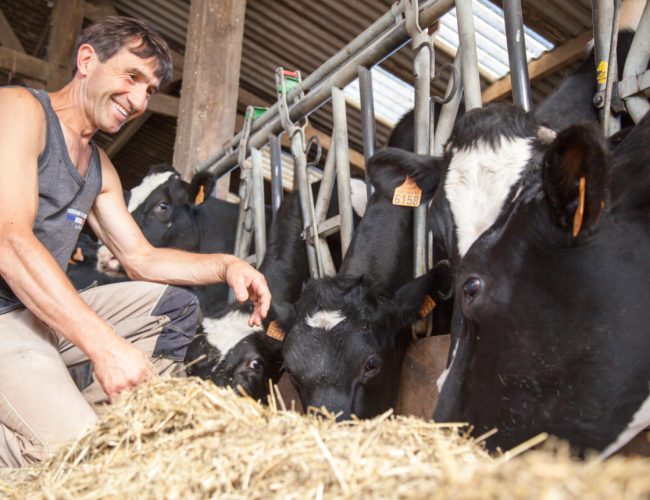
[151,286,201,361]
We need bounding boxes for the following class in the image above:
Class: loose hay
[0,377,648,499]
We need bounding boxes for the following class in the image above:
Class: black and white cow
[381,102,650,455]
[183,190,308,400]
[184,179,369,401]
[66,232,128,290]
[98,164,240,314]
[281,158,453,419]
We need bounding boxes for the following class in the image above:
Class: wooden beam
[0,8,24,52]
[147,93,179,117]
[482,30,593,103]
[174,0,247,201]
[47,0,85,90]
[0,47,51,82]
[83,0,118,18]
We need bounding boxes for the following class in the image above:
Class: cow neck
[338,196,414,293]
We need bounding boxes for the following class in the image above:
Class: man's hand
[223,257,272,327]
[90,331,153,401]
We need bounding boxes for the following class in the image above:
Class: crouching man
[0,16,270,467]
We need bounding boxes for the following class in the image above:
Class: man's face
[83,41,161,133]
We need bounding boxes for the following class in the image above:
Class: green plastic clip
[252,106,267,121]
[277,70,301,94]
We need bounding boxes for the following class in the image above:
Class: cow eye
[463,277,482,302]
[363,354,382,374]
[248,358,263,371]
[155,201,170,213]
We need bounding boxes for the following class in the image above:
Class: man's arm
[88,150,271,326]
[0,88,152,400]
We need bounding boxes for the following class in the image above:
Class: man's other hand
[224,257,271,327]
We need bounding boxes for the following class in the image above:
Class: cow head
[128,164,203,251]
[434,112,650,457]
[282,265,452,420]
[184,303,284,401]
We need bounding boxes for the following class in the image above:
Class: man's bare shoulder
[0,87,45,131]
[0,87,43,112]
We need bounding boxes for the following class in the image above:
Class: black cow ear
[188,172,217,206]
[366,147,446,201]
[542,123,611,238]
[389,263,454,330]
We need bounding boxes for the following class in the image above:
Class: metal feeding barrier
[203,0,649,318]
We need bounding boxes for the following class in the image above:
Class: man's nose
[129,85,148,114]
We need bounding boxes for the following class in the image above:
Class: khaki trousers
[0,281,200,468]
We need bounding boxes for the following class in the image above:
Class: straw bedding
[0,377,648,499]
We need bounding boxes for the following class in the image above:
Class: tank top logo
[66,208,87,230]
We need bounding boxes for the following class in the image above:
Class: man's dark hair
[73,16,173,85]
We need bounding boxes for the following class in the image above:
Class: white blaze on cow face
[599,382,650,459]
[445,137,533,257]
[203,311,263,356]
[127,171,175,213]
[305,310,345,331]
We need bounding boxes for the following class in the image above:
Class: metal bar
[622,0,650,123]
[314,141,337,224]
[251,147,267,267]
[269,135,283,218]
[592,0,621,135]
[503,0,532,111]
[332,87,354,258]
[406,0,432,279]
[602,0,622,136]
[455,0,482,110]
[358,65,376,201]
[196,0,455,177]
[433,53,463,155]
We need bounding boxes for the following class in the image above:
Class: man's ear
[76,44,97,76]
[389,263,454,331]
[542,123,611,238]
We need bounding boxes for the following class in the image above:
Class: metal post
[406,0,432,280]
[592,0,621,135]
[358,65,376,201]
[621,0,650,124]
[455,0,482,110]
[251,146,267,268]
[331,88,354,258]
[503,0,532,111]
[433,53,463,155]
[269,134,283,218]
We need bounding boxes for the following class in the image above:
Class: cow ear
[389,262,454,330]
[188,172,217,206]
[542,123,611,238]
[366,147,446,201]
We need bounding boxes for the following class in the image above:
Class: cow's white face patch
[445,137,533,257]
[128,171,175,213]
[305,310,345,331]
[350,178,368,218]
[598,382,650,459]
[203,311,263,356]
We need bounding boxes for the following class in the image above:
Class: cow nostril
[463,277,482,301]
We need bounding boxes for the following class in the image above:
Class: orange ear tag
[266,320,285,341]
[572,176,586,238]
[418,295,436,318]
[392,176,422,207]
[194,185,206,205]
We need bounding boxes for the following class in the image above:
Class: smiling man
[0,17,270,467]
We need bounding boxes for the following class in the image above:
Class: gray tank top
[0,88,103,313]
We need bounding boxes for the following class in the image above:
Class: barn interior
[0,0,612,193]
